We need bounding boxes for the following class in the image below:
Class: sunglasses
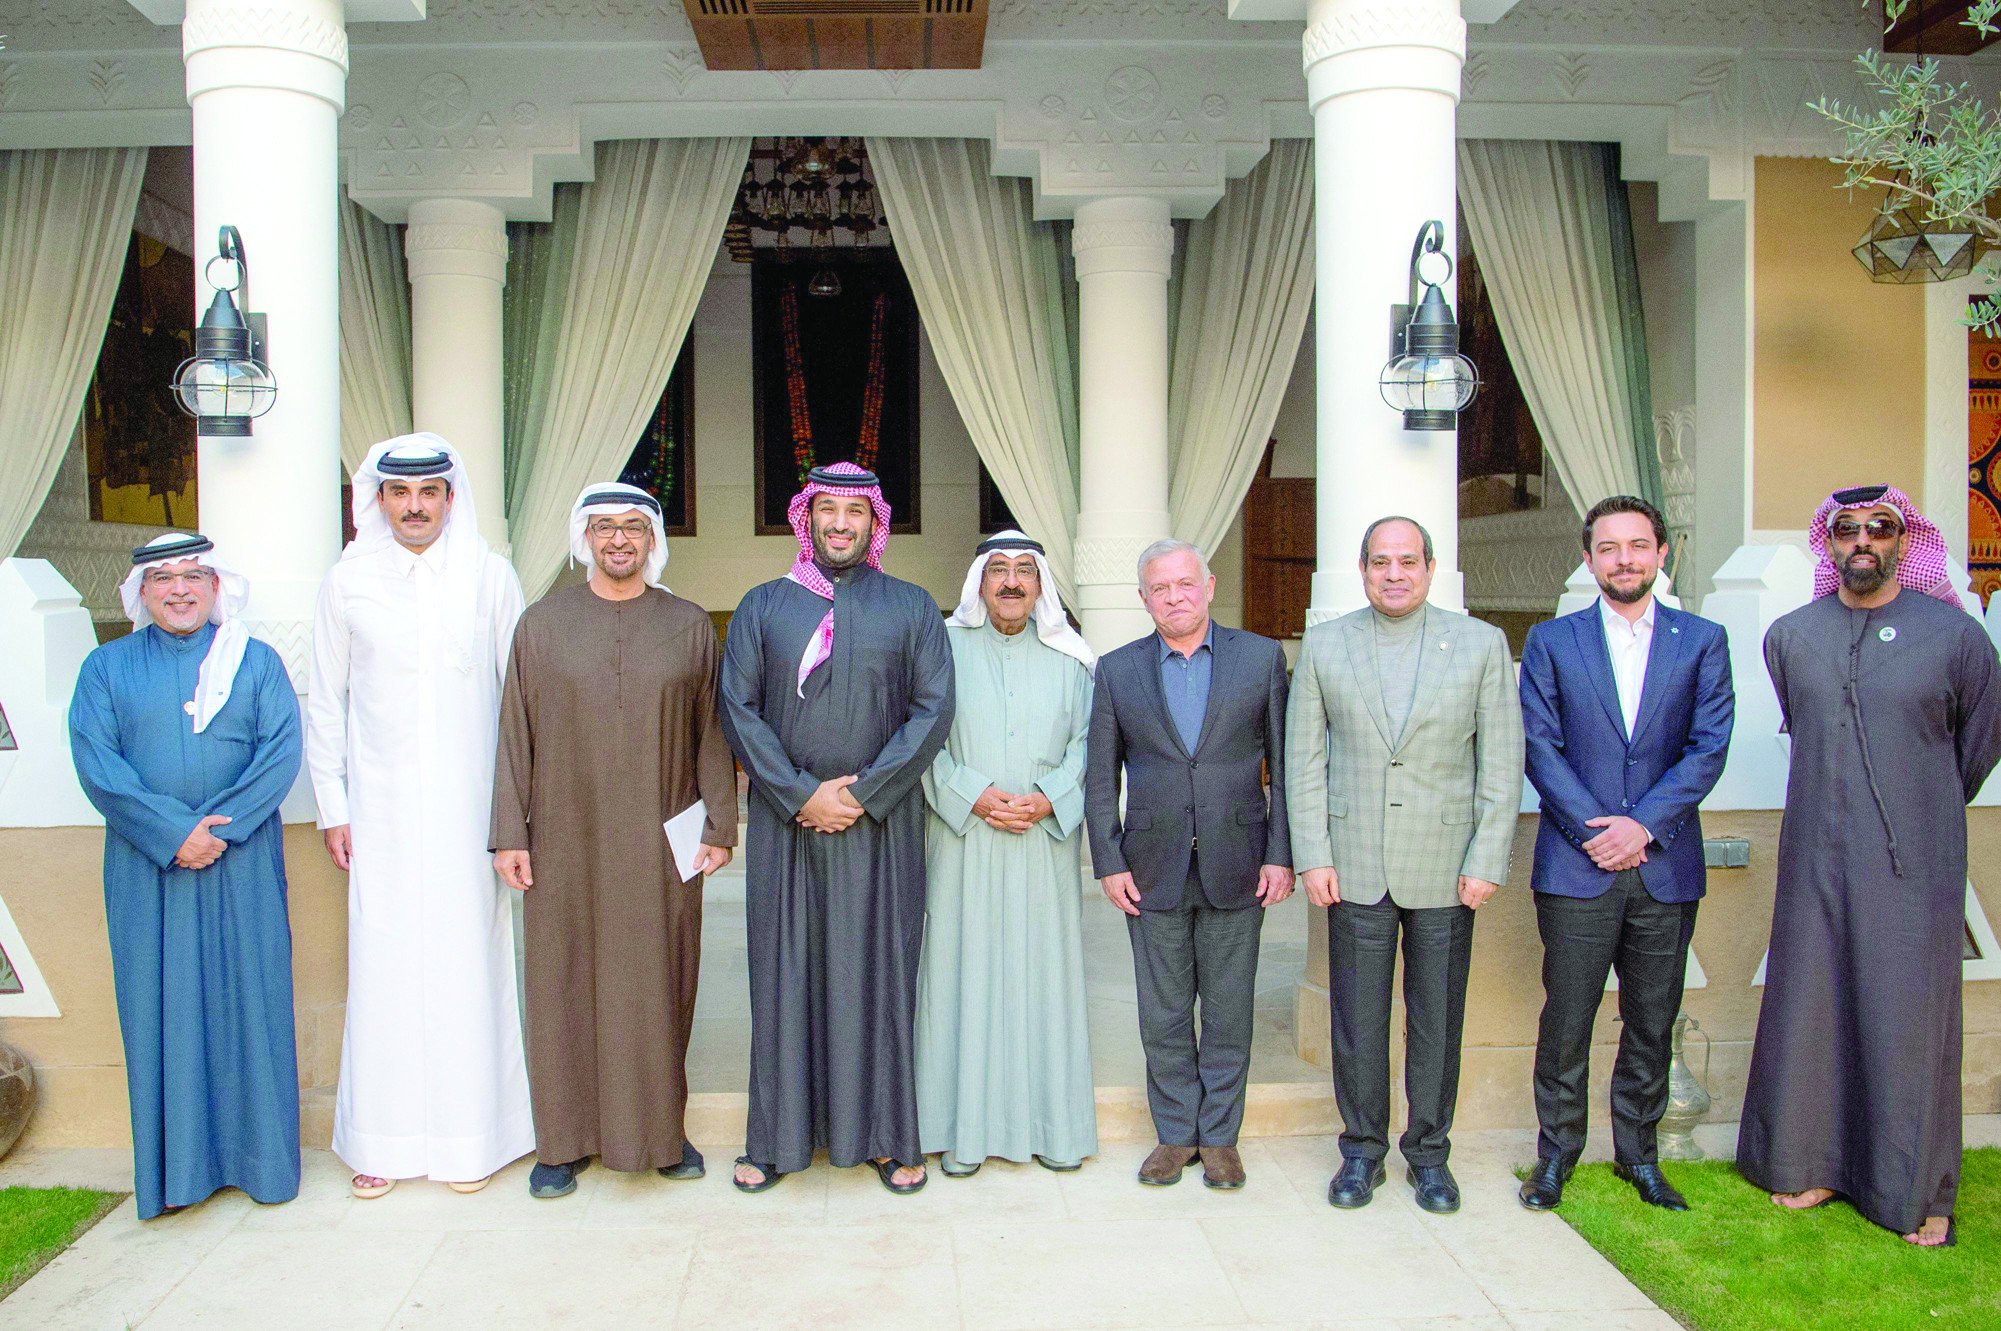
[1830,517,1904,542]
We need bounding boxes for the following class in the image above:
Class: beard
[812,525,870,569]
[1840,547,1896,594]
[1597,568,1656,605]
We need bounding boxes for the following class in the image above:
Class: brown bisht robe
[490,584,738,1171]
[1739,589,2001,1233]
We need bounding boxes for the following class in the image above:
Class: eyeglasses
[1830,517,1904,542]
[141,569,216,589]
[587,519,652,541]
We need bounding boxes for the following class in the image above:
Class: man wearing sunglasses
[1739,484,2001,1249]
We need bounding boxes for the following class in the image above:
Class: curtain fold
[1457,138,1662,516]
[501,137,749,597]
[337,197,413,475]
[0,146,148,557]
[866,136,1082,600]
[1165,139,1315,558]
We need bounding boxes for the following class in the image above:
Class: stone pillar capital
[404,199,509,285]
[1071,195,1175,281]
[1302,0,1464,110]
[182,0,349,112]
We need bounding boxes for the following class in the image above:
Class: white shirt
[1599,596,1655,739]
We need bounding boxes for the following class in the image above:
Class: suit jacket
[1284,604,1524,910]
[1518,600,1734,903]
[1084,624,1291,911]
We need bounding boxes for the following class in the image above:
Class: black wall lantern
[171,225,276,436]
[1378,219,1479,432]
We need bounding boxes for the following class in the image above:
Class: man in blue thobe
[69,532,303,1218]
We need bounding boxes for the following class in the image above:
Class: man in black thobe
[1740,483,2001,1248]
[720,462,954,1195]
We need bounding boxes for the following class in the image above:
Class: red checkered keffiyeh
[785,462,893,695]
[1809,483,1962,606]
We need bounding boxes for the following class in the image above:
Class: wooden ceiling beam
[1883,2,2001,56]
[683,0,988,70]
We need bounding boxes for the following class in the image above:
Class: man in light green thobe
[918,531,1099,1176]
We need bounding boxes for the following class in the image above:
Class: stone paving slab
[0,1129,1701,1331]
[15,1116,2001,1328]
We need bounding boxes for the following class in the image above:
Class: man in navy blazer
[1086,538,1292,1191]
[1517,496,1734,1214]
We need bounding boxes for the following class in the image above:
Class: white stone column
[1303,0,1466,620]
[1072,195,1175,651]
[184,0,347,685]
[405,199,511,553]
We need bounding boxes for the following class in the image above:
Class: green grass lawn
[0,1186,122,1301]
[1555,1148,2001,1331]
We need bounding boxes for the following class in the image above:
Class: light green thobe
[917,621,1098,1166]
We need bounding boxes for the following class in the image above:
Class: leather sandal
[871,1157,927,1194]
[733,1156,785,1193]
[351,1175,394,1200]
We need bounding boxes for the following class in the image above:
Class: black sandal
[871,1157,927,1195]
[733,1155,784,1193]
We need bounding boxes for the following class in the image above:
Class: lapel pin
[1670,625,1680,634]
[1880,626,1898,643]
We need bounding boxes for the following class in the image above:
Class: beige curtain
[0,147,148,556]
[866,137,1082,599]
[337,197,412,474]
[1457,138,1663,515]
[1166,139,1315,558]
[505,137,750,597]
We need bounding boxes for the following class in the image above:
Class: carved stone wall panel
[1460,505,1579,613]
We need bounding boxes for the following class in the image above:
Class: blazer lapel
[1572,606,1630,743]
[1627,604,1683,748]
[1342,615,1396,751]
[1395,607,1449,755]
[1189,626,1231,758]
[1133,635,1193,761]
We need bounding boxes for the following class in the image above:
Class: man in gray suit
[1285,516,1524,1214]
[1086,538,1293,1190]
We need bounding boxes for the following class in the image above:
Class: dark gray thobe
[721,564,954,1173]
[1738,589,2001,1234]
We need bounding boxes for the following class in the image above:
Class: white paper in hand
[663,800,709,881]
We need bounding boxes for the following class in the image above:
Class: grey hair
[1136,537,1210,587]
[1359,515,1434,565]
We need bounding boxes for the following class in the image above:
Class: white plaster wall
[659,253,984,620]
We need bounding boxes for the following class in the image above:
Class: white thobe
[307,539,535,1181]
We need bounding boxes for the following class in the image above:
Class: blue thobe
[69,622,303,1219]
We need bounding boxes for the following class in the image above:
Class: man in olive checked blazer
[1284,515,1524,1215]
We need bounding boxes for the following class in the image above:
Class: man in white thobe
[307,433,534,1197]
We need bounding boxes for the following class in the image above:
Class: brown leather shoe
[1201,1145,1246,1190]
[1137,1144,1198,1186]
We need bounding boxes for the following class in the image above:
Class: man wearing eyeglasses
[71,533,302,1219]
[1739,484,2001,1249]
[307,434,534,1200]
[492,482,737,1200]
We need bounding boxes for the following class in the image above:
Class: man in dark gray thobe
[1739,484,2001,1248]
[720,462,954,1195]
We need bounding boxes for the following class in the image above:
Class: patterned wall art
[1967,327,2001,606]
[752,255,921,535]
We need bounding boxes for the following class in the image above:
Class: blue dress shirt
[1156,622,1215,755]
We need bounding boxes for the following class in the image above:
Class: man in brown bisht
[492,481,738,1200]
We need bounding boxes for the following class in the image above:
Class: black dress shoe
[1407,1163,1461,1214]
[1518,1157,1571,1211]
[1326,1157,1386,1209]
[1614,1162,1689,1211]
